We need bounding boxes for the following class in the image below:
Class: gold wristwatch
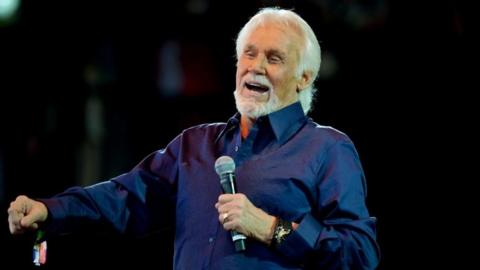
[272,218,293,248]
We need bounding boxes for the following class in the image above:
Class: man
[7,7,380,269]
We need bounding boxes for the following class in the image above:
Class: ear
[296,70,313,93]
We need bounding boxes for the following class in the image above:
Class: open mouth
[245,82,270,93]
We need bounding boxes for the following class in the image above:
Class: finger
[20,210,43,228]
[223,220,232,230]
[8,211,23,227]
[7,197,30,234]
[218,212,227,224]
[8,202,23,215]
[30,223,39,230]
[216,204,226,214]
[14,195,29,211]
[8,213,25,234]
[8,222,16,234]
[9,196,32,219]
[233,193,248,207]
[222,213,230,224]
[221,210,240,227]
[218,194,234,203]
[223,218,239,232]
[8,214,18,234]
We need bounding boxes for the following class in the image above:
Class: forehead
[244,23,302,53]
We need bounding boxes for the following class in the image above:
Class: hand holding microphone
[214,156,277,251]
[215,156,247,252]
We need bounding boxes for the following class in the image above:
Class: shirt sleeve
[274,139,380,269]
[38,133,182,237]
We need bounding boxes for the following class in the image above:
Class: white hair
[236,7,322,114]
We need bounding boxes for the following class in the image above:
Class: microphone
[214,156,247,252]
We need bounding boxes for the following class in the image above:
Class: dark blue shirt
[40,102,379,269]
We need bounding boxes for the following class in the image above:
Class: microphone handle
[220,173,236,194]
[220,173,246,252]
[231,231,247,252]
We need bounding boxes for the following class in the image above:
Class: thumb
[20,213,41,229]
[20,203,46,229]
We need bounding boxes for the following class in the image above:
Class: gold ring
[222,213,229,223]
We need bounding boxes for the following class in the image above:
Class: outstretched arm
[7,134,181,237]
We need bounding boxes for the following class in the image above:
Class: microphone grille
[214,156,235,175]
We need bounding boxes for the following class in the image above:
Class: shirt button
[208,237,214,243]
[235,146,239,152]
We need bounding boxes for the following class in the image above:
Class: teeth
[245,83,269,93]
[248,82,265,87]
[246,82,268,89]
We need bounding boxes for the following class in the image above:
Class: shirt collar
[214,113,240,144]
[215,102,307,145]
[263,102,307,144]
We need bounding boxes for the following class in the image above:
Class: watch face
[279,228,290,239]
[276,222,292,243]
[273,219,293,247]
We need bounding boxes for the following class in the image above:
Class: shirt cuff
[275,213,323,261]
[36,198,67,235]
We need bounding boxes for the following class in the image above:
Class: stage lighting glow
[0,0,20,20]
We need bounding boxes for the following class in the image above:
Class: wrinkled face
[234,23,304,118]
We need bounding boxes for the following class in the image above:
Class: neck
[240,115,255,139]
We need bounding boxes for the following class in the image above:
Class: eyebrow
[244,44,257,52]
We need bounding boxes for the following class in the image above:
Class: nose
[247,55,266,75]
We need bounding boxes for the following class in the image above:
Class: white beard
[233,88,282,119]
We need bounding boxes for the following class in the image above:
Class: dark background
[0,0,472,269]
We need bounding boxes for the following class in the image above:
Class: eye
[268,55,283,63]
[244,50,256,59]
